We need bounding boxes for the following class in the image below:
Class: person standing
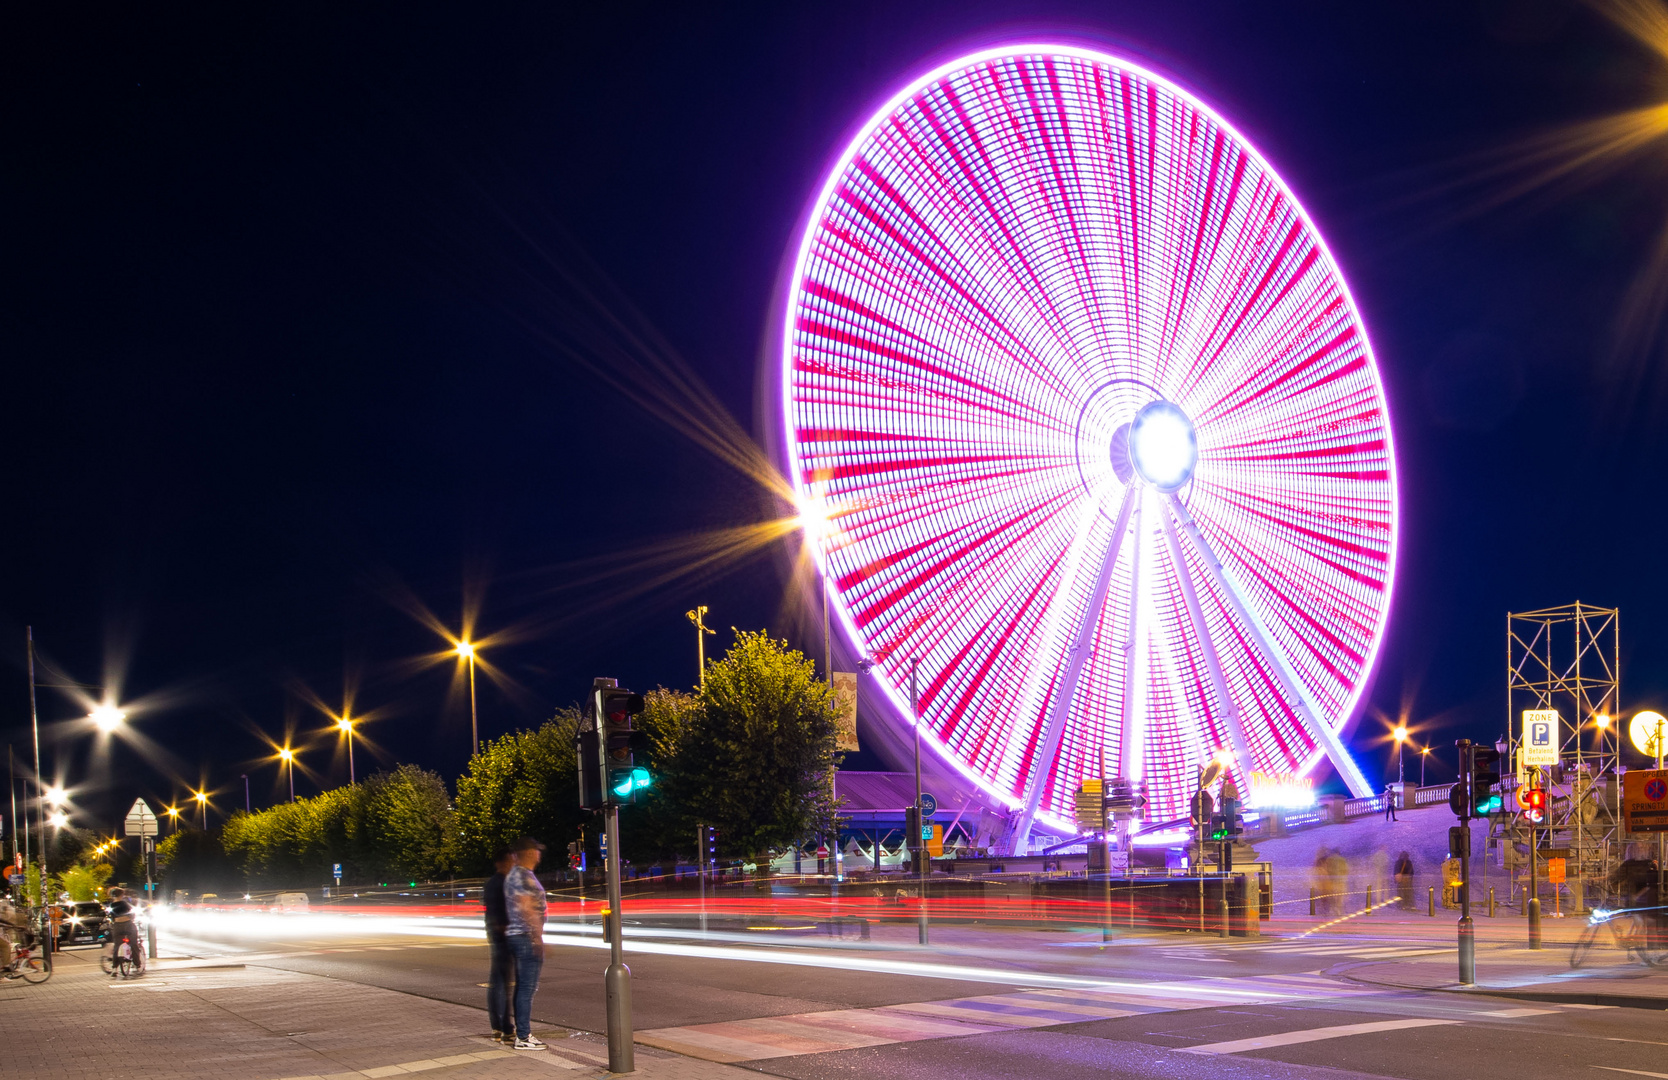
[1383,783,1398,822]
[483,849,515,1042]
[504,837,548,1050]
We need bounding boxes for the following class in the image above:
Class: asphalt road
[157,913,1668,1079]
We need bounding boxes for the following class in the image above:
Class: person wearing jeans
[503,837,548,1049]
[483,849,514,1041]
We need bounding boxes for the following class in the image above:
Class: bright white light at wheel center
[1127,401,1197,491]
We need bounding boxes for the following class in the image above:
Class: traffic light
[1471,746,1502,816]
[699,824,717,869]
[567,840,585,872]
[576,726,604,809]
[1522,786,1547,824]
[596,681,649,805]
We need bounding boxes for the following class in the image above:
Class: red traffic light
[1518,787,1546,812]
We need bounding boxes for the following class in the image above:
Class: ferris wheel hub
[1127,400,1198,492]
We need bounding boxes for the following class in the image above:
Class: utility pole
[1456,739,1475,985]
[26,628,48,955]
[1527,765,1541,950]
[910,658,927,946]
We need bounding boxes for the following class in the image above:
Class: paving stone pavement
[3,947,756,1080]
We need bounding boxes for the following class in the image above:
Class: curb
[1332,961,1668,1011]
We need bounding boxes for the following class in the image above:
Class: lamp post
[26,627,46,920]
[241,773,250,813]
[456,641,479,756]
[910,657,927,946]
[166,806,180,833]
[686,607,715,687]
[193,790,209,830]
[1393,725,1408,784]
[1420,746,1430,787]
[279,747,296,802]
[337,716,356,784]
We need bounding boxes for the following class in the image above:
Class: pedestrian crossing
[635,972,1379,1063]
[1157,940,1452,961]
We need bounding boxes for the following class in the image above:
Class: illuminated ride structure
[780,46,1397,853]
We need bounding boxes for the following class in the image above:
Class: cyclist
[105,888,144,975]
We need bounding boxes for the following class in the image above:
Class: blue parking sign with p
[1531,720,1551,746]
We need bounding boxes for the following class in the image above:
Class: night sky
[7,1,1668,830]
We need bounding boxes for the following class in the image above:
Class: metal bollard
[1528,897,1542,950]
[1428,886,1435,917]
[1218,895,1231,939]
[1488,887,1495,918]
[1365,884,1373,911]
[1309,887,1316,916]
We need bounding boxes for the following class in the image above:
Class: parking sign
[1521,710,1560,767]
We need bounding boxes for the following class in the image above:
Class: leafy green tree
[354,765,454,883]
[666,630,840,860]
[619,687,701,861]
[452,708,586,873]
[58,862,113,901]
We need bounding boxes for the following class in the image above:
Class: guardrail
[1344,795,1386,818]
[1414,783,1458,807]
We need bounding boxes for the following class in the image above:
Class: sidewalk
[6,947,755,1080]
[1338,941,1668,1008]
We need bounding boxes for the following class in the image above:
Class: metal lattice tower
[1503,603,1621,909]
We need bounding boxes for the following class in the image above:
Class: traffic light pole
[910,659,927,946]
[603,803,632,1073]
[1457,740,1474,986]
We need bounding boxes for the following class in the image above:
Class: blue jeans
[486,934,513,1034]
[506,933,543,1040]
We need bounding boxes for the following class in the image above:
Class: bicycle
[1569,906,1668,969]
[2,931,53,984]
[100,929,143,979]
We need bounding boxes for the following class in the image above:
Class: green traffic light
[610,767,653,798]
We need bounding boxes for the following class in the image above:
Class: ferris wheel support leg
[1158,507,1255,785]
[1000,486,1138,857]
[1166,495,1374,798]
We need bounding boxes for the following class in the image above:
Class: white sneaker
[513,1036,547,1050]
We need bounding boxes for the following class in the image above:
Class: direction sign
[919,792,937,819]
[1521,710,1560,767]
[123,798,158,837]
[1623,768,1668,834]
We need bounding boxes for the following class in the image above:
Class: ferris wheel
[781,45,1396,848]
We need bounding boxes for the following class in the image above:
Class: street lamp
[165,805,180,833]
[47,811,68,829]
[1392,724,1408,784]
[279,746,296,802]
[89,706,127,733]
[455,640,480,756]
[336,715,356,785]
[686,606,715,687]
[193,789,209,829]
[1419,745,1431,787]
[43,785,67,807]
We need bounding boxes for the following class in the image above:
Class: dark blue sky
[6,1,1668,827]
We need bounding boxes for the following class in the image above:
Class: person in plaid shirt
[503,837,548,1049]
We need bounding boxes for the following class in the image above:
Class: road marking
[1480,1007,1558,1018]
[274,1049,515,1080]
[1178,1018,1461,1055]
[1594,1069,1668,1079]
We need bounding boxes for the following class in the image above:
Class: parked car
[54,901,108,946]
[273,892,311,914]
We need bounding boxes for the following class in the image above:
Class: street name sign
[1521,710,1560,767]
[123,798,158,837]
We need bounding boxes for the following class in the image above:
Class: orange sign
[1623,769,1668,834]
[1547,857,1566,884]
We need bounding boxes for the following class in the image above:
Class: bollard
[1309,887,1316,916]
[1365,884,1373,911]
[1218,895,1231,939]
[1458,916,1475,985]
[1528,897,1542,950]
[1488,887,1495,918]
[1428,886,1435,917]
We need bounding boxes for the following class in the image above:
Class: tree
[668,630,840,860]
[619,687,701,861]
[452,708,587,873]
[354,765,453,883]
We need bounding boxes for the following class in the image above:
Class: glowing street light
[1420,745,1431,787]
[89,705,127,733]
[1632,710,1668,767]
[193,789,209,829]
[1392,724,1409,784]
[43,785,67,807]
[165,805,181,833]
[455,639,480,757]
[336,715,357,785]
[279,746,297,802]
[47,811,68,829]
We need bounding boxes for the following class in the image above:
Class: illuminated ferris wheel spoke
[1167,494,1374,797]
[784,46,1395,833]
[1003,483,1137,854]
[1158,504,1254,785]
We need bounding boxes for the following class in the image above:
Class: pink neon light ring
[782,45,1397,835]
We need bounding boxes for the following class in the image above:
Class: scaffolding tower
[1500,602,1622,912]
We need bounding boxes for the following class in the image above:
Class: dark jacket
[483,872,508,938]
